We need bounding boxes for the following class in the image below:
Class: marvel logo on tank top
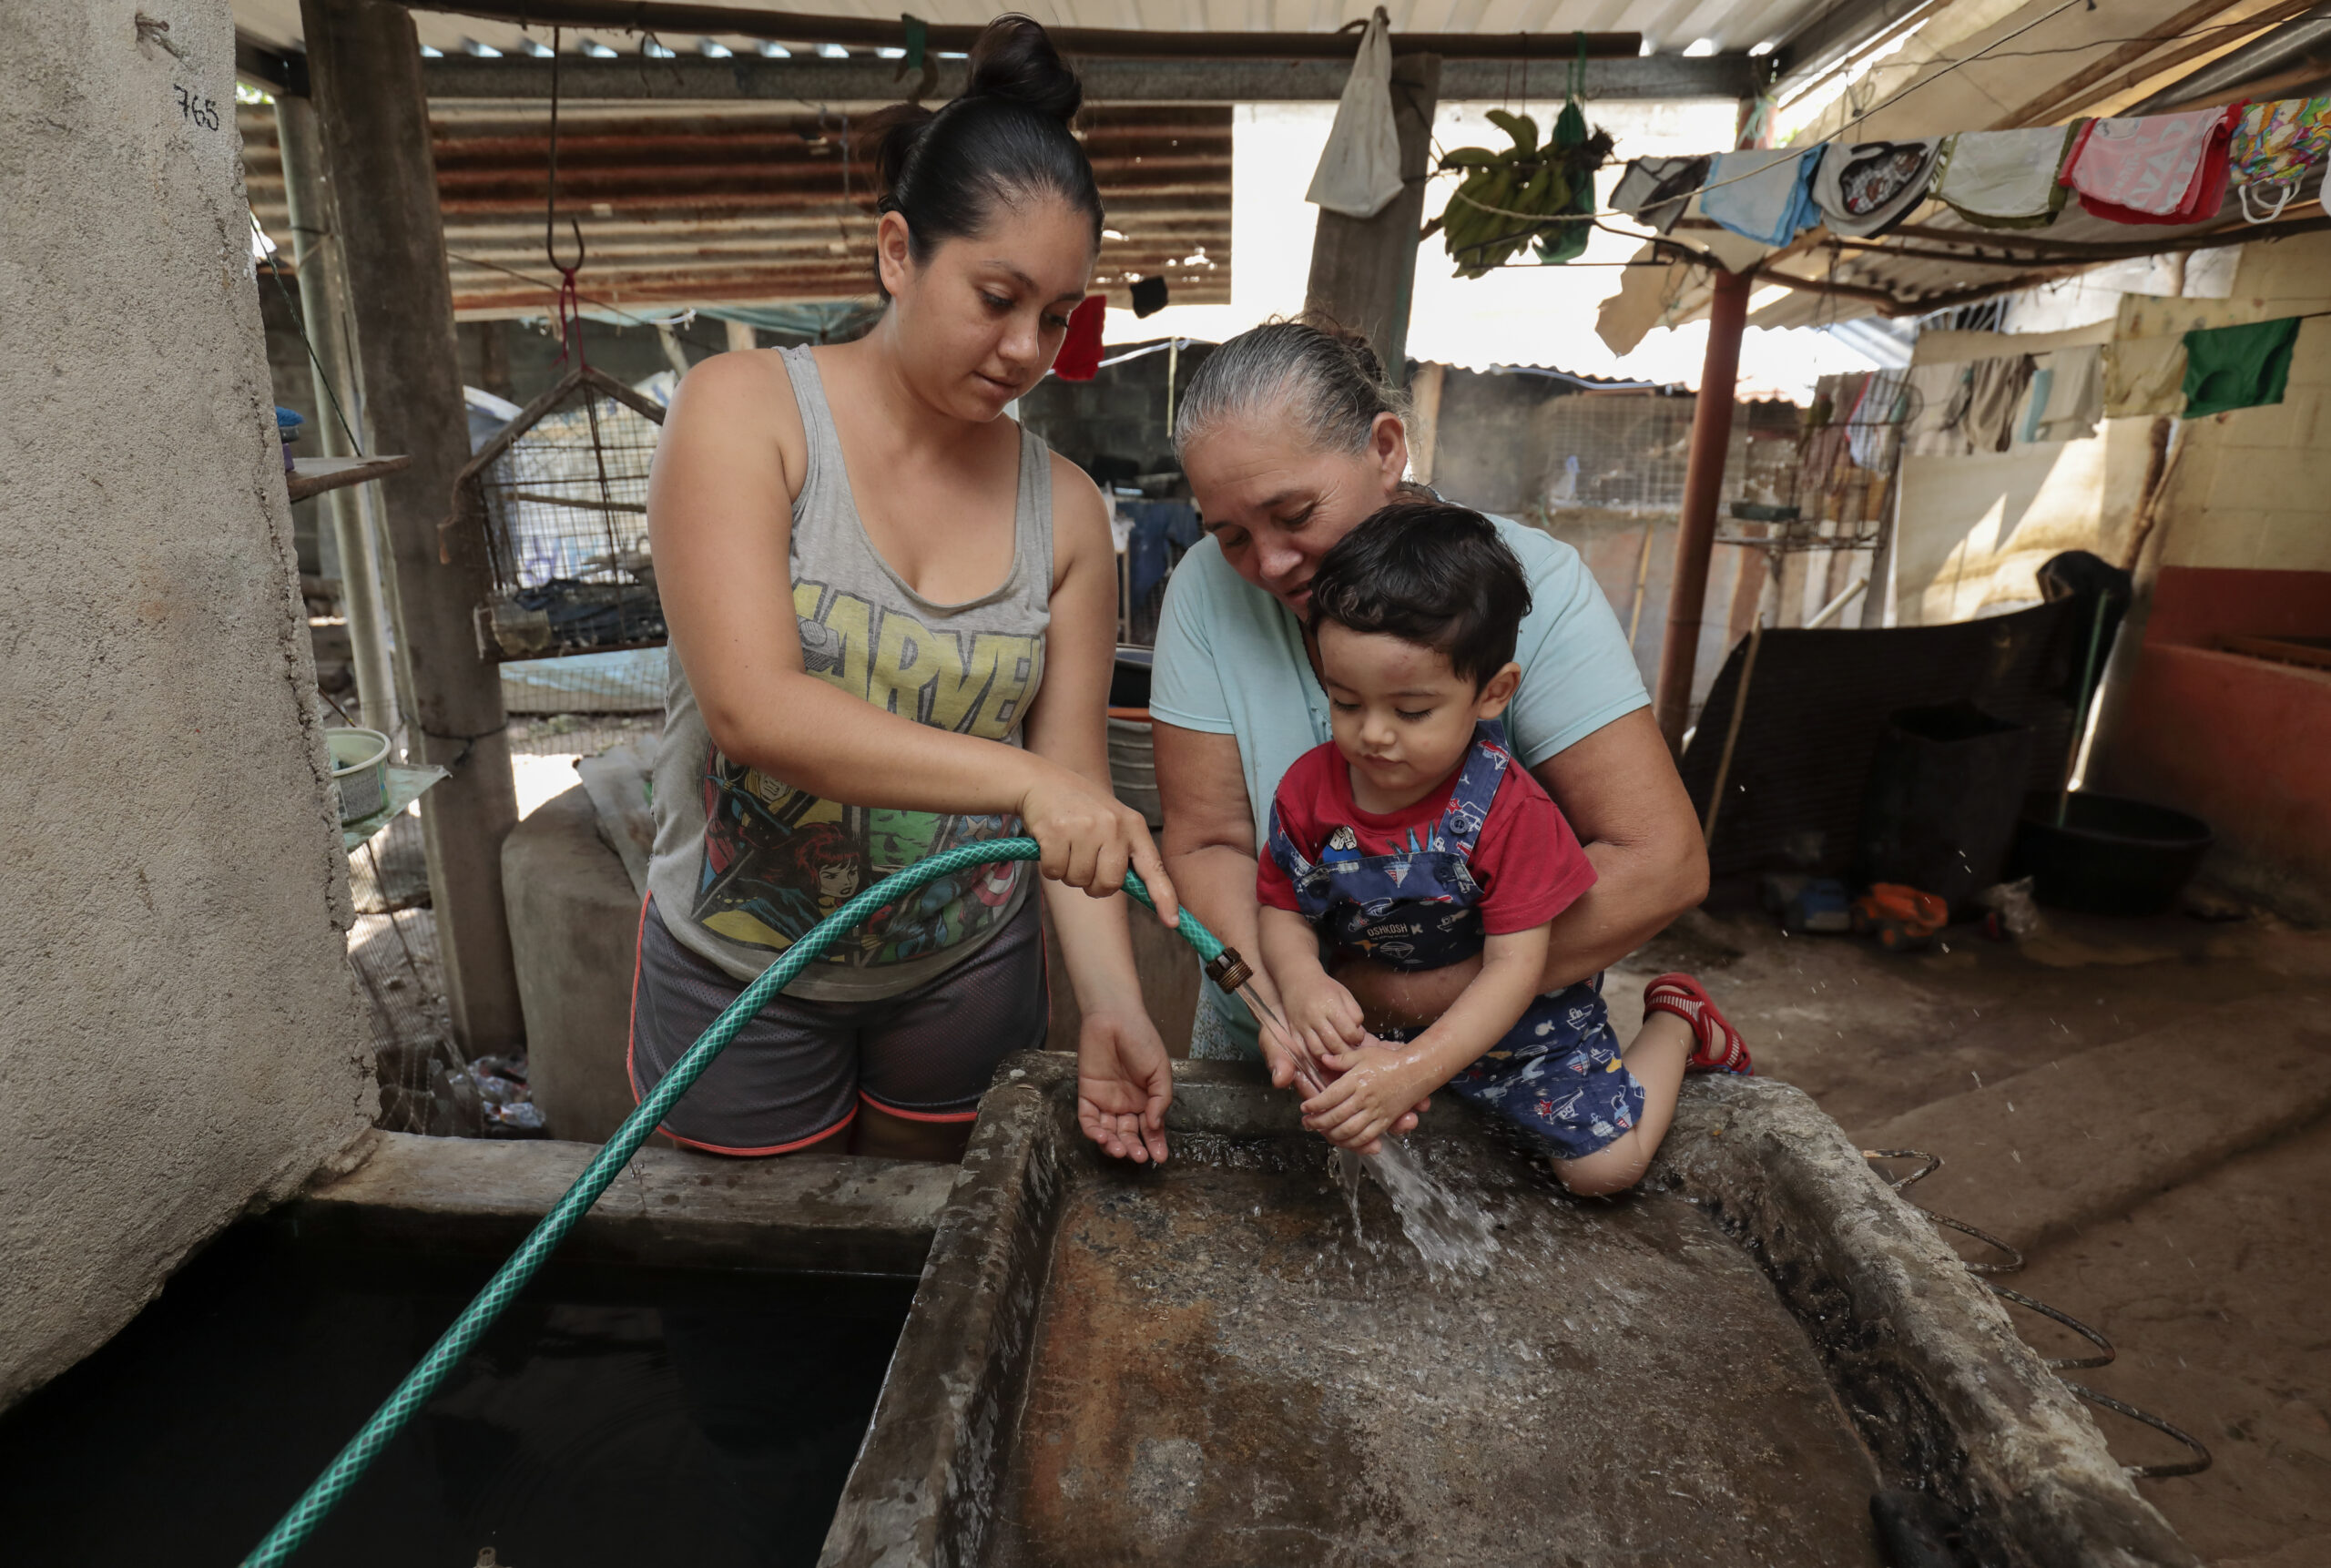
[693,583,1044,965]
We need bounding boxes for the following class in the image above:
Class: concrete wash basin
[819,1055,2198,1568]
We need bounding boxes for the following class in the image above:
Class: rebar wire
[1861,1148,2212,1479]
[2060,1382,2216,1479]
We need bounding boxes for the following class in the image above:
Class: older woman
[1146,320,1717,1188]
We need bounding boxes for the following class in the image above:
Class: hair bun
[1298,311,1390,391]
[963,14,1084,123]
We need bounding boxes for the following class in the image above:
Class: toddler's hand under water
[1302,1039,1438,1156]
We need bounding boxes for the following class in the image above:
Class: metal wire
[2060,1382,2216,1480]
[1861,1149,2212,1480]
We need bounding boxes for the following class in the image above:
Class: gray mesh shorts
[627,894,1047,1155]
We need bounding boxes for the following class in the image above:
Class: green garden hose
[242,837,1209,1567]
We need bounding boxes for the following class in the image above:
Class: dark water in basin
[0,1223,914,1567]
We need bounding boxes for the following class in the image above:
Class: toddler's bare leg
[1549,1013,1694,1198]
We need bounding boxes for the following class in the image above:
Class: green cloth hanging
[1534,34,1596,265]
[2181,316,2302,417]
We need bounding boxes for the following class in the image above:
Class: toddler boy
[1257,503,1750,1192]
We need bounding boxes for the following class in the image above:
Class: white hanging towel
[1932,126,2081,229]
[1306,8,1405,219]
[2036,343,2104,441]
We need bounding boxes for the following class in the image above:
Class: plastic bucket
[1857,702,2035,915]
[2011,791,2213,917]
[328,728,392,823]
[1107,710,1163,828]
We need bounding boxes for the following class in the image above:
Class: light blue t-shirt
[1150,514,1649,1044]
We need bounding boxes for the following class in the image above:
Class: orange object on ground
[1851,883,1949,951]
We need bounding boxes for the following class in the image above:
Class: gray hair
[1172,317,1411,461]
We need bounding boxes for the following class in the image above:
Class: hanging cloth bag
[1307,8,1405,219]
[2060,106,2242,225]
[2228,97,2331,222]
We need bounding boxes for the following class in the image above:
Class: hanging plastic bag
[1307,8,1405,219]
[1535,59,1598,265]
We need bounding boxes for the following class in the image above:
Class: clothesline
[1436,0,2328,269]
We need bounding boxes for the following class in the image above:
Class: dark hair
[1173,314,1410,458]
[867,16,1102,295]
[1306,503,1533,688]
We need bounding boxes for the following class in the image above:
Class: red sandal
[1644,973,1754,1075]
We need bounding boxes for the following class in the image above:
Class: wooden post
[273,91,402,738]
[1305,52,1440,385]
[1652,266,1752,752]
[725,319,758,353]
[1407,360,1446,484]
[302,0,525,1053]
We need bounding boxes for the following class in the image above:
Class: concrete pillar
[1304,52,1440,386]
[273,90,402,737]
[301,0,524,1052]
[1653,266,1751,751]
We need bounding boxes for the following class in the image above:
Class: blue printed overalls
[1264,726,1645,1161]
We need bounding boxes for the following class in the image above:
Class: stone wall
[0,0,374,1410]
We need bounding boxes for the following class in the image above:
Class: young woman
[635,15,1176,1168]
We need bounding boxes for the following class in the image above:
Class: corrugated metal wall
[240,100,1230,316]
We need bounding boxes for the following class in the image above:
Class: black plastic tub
[2012,791,2214,916]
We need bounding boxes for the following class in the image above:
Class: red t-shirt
[1257,739,1597,937]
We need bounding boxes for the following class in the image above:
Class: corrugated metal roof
[229,0,1827,62]
[239,99,1229,314]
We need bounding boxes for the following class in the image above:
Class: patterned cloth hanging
[2228,97,2331,221]
[1813,139,1941,238]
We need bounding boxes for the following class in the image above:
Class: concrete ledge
[1856,993,2331,1256]
[826,1054,2197,1568]
[290,1130,953,1277]
[1663,1077,2199,1568]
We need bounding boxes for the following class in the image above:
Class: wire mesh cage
[445,364,667,663]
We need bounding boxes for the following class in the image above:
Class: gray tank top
[647,345,1054,1002]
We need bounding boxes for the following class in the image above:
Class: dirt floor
[1609,897,2331,1567]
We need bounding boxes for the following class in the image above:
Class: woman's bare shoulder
[662,348,809,500]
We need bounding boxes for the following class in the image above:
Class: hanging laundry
[2228,97,2331,222]
[2102,336,2189,417]
[1700,147,1822,247]
[1813,139,1941,237]
[2034,343,2104,441]
[2017,363,2056,444]
[2060,106,2240,225]
[1931,126,2082,229]
[1846,368,1909,467]
[2182,316,2303,416]
[1612,154,1711,235]
[1959,355,2036,453]
[1904,362,1970,455]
